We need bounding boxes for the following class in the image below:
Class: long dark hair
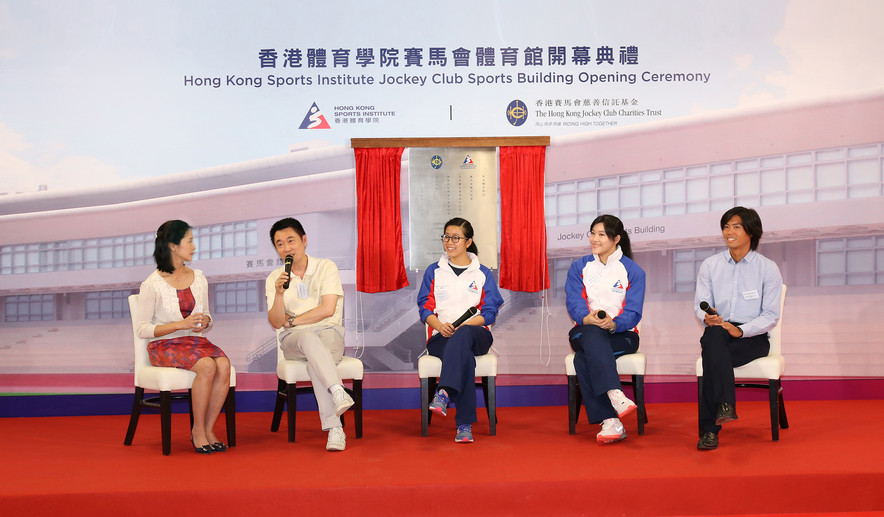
[591,214,632,259]
[720,206,763,251]
[444,217,479,255]
[153,220,191,273]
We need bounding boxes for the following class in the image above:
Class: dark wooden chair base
[124,386,236,455]
[568,374,647,435]
[270,378,363,442]
[698,376,788,440]
[420,376,497,437]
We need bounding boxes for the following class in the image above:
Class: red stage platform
[2,400,883,516]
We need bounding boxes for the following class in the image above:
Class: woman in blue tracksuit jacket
[416,217,504,444]
[565,214,646,444]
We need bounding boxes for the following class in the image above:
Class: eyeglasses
[441,235,465,243]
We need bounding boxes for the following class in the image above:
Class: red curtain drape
[355,147,408,293]
[499,145,549,292]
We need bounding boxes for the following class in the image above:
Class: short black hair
[720,206,763,251]
[269,217,306,244]
[153,220,191,273]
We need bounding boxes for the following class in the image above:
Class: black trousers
[699,325,769,434]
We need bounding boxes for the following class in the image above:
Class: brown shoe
[697,431,719,450]
[715,403,738,425]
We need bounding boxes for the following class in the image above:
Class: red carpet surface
[2,400,883,516]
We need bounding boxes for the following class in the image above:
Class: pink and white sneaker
[597,418,627,444]
[608,389,637,418]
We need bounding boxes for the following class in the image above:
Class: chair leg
[270,378,285,432]
[420,377,429,437]
[634,374,646,436]
[769,379,779,441]
[574,376,589,425]
[486,376,497,436]
[481,376,492,421]
[124,387,144,446]
[160,390,172,456]
[286,382,297,443]
[567,375,578,435]
[353,379,363,438]
[426,377,438,428]
[697,376,704,438]
[225,387,236,447]
[188,388,194,430]
[778,380,789,429]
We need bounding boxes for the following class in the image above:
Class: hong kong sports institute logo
[506,99,527,126]
[299,102,331,129]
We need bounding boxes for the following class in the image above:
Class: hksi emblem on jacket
[467,281,480,295]
[610,280,625,294]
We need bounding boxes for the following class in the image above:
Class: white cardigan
[135,269,212,342]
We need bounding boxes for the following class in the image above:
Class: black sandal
[210,442,227,452]
[191,437,213,455]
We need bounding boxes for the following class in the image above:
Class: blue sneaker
[455,424,473,443]
[429,389,449,417]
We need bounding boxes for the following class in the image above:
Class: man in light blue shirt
[694,207,782,450]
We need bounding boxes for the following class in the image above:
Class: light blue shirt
[694,250,782,338]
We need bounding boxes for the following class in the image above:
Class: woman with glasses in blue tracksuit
[416,217,504,444]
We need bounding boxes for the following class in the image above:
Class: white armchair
[696,285,788,441]
[418,351,498,436]
[123,294,236,455]
[565,323,647,435]
[270,336,364,442]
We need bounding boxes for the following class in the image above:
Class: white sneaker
[326,426,346,451]
[332,388,354,417]
[597,418,627,444]
[607,389,637,418]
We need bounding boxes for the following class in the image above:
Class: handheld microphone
[451,307,478,328]
[282,255,294,289]
[699,301,717,316]
[596,310,615,334]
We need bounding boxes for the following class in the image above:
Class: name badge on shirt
[297,283,309,299]
[742,289,760,300]
[436,286,450,302]
[586,273,601,285]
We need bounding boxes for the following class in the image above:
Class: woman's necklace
[170,267,188,283]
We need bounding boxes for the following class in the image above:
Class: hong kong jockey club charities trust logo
[430,155,443,169]
[506,99,527,126]
[299,102,331,129]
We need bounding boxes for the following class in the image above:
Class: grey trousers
[279,326,345,430]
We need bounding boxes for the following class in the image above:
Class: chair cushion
[136,364,237,391]
[418,353,498,378]
[136,366,195,392]
[278,356,364,383]
[695,355,784,380]
[564,352,647,376]
[614,352,647,376]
